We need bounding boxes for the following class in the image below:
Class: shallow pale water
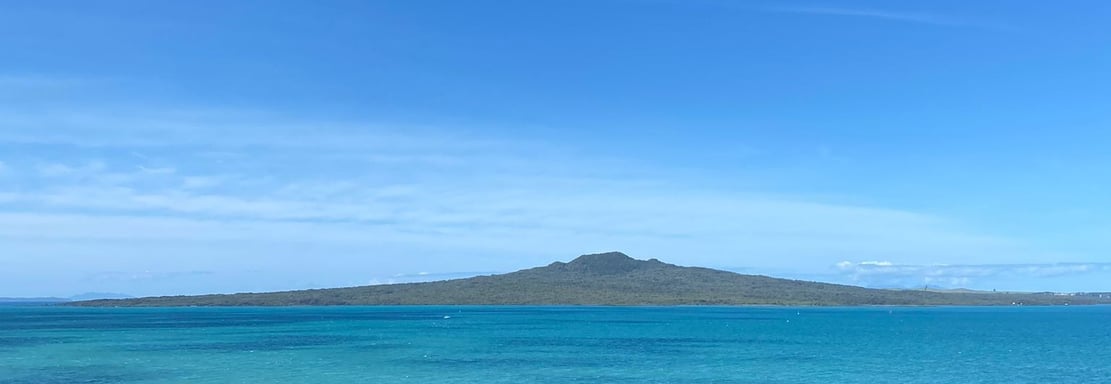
[1,306,1108,383]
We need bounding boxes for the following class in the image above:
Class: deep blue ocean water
[1,306,1108,383]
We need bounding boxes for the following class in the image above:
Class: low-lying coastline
[71,252,1111,308]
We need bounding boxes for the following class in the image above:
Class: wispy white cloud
[0,107,503,152]
[136,165,176,175]
[181,176,223,190]
[376,271,498,285]
[766,6,1008,30]
[0,105,1052,295]
[834,260,1111,289]
[0,173,1026,269]
[86,270,215,283]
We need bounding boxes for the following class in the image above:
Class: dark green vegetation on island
[72,252,1111,307]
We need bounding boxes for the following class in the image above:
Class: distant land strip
[71,252,1111,307]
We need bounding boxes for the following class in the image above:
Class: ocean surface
[1,306,1108,383]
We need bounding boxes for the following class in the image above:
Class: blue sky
[2,0,1110,297]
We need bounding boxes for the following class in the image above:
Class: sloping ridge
[72,252,1106,307]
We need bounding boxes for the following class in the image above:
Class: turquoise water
[1,306,1109,383]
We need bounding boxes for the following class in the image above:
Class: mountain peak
[570,251,633,263]
[560,252,660,274]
